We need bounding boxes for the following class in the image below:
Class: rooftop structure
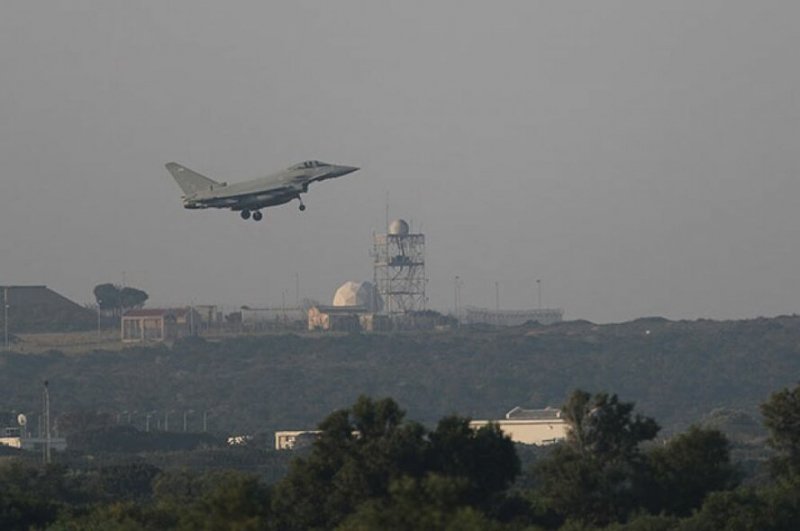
[505,406,562,420]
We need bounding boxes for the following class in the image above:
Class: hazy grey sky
[1,1,798,323]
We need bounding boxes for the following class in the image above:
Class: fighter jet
[165,160,359,221]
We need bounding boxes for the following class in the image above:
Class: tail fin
[165,162,222,195]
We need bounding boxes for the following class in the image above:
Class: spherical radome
[332,281,383,312]
[388,219,409,236]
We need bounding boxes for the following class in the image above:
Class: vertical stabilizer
[165,163,222,195]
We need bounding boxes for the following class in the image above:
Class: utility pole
[4,287,9,352]
[536,279,542,310]
[43,381,51,464]
[495,281,500,327]
[454,276,459,320]
[385,191,390,232]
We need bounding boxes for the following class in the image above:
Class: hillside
[1,315,799,437]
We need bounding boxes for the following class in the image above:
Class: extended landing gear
[240,210,263,221]
[297,197,306,211]
[241,210,251,220]
[252,211,263,221]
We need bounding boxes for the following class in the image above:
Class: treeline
[3,385,800,530]
[4,316,800,439]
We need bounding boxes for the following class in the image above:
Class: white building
[469,407,568,446]
[275,430,322,450]
[276,407,567,451]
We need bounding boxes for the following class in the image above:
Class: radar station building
[308,281,389,332]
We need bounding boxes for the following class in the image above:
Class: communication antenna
[495,282,500,326]
[42,381,51,464]
[385,191,390,232]
[536,279,542,310]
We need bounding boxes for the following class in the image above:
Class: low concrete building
[308,306,364,332]
[470,407,567,446]
[194,305,223,329]
[121,308,201,343]
[276,408,566,450]
[0,427,67,453]
[241,306,306,331]
[359,313,391,332]
[275,430,322,450]
[307,306,393,332]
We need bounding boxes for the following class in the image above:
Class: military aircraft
[165,160,359,221]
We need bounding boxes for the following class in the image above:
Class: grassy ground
[13,330,127,355]
[11,327,311,355]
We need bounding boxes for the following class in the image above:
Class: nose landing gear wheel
[240,210,251,220]
[299,204,306,211]
[252,211,263,221]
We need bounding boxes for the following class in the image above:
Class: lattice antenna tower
[373,219,426,314]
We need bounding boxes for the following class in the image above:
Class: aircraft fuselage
[166,160,359,219]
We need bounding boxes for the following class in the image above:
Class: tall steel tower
[373,219,426,314]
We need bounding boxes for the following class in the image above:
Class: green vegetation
[2,316,800,527]
[1,386,800,530]
[3,316,800,439]
[93,283,149,316]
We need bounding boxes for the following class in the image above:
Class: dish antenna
[17,413,27,426]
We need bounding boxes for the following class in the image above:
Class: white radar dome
[388,219,409,236]
[333,281,383,312]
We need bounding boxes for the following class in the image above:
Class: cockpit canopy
[290,160,331,170]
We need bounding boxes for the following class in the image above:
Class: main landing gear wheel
[240,210,251,220]
[252,211,263,221]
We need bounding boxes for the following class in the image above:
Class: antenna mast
[43,381,51,464]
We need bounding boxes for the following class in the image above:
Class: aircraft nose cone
[338,165,359,176]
